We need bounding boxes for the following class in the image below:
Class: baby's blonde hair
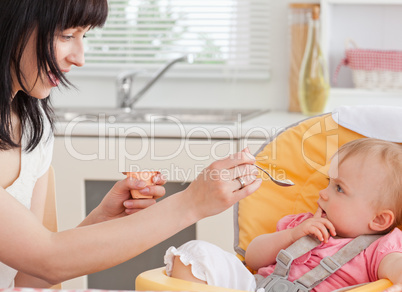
[336,138,402,229]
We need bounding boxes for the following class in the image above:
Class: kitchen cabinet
[320,0,402,109]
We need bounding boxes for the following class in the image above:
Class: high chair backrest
[234,106,402,263]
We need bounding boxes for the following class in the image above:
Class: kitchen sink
[54,107,269,124]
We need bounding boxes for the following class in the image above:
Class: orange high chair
[136,105,402,292]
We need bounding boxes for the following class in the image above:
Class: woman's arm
[14,170,57,288]
[16,168,164,287]
[1,150,261,285]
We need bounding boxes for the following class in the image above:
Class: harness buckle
[320,256,341,274]
[258,276,309,292]
[293,281,310,292]
[276,249,294,270]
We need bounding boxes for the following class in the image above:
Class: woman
[0,0,261,288]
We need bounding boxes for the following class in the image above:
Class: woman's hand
[291,207,336,243]
[80,173,166,226]
[182,148,262,219]
[121,172,167,215]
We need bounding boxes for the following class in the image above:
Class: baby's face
[317,153,387,238]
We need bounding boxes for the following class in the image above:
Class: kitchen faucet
[116,54,194,109]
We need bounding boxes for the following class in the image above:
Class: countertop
[54,110,307,139]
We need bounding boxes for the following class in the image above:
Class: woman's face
[12,26,89,99]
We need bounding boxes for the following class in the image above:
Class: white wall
[51,0,319,111]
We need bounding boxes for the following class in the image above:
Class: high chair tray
[135,267,244,292]
[135,267,393,292]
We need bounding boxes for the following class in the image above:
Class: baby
[164,138,402,291]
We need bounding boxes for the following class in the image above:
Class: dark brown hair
[0,0,108,151]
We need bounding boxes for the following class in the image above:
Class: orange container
[126,171,160,199]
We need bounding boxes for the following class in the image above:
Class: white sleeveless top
[0,114,54,288]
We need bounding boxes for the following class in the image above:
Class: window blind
[83,0,271,79]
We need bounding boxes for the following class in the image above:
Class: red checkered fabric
[344,48,402,71]
[333,48,402,84]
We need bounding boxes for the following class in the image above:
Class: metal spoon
[254,164,295,187]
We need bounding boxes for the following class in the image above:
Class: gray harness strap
[273,236,321,278]
[295,235,382,290]
[255,235,381,292]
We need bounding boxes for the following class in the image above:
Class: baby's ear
[369,210,395,232]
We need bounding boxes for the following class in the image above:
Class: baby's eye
[336,184,344,193]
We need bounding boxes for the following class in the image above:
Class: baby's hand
[292,207,336,243]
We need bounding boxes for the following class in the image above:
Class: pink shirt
[257,213,402,291]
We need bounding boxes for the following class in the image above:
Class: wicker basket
[334,39,402,90]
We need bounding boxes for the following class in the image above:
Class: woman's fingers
[177,148,261,219]
[215,149,256,170]
[122,172,166,186]
[124,199,156,214]
[122,173,166,197]
[230,164,259,180]
[111,177,146,197]
[232,174,257,192]
[212,164,258,184]
[137,185,166,199]
[232,177,262,201]
[152,173,166,185]
[195,151,258,191]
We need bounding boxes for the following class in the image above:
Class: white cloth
[164,240,257,291]
[0,111,54,288]
[332,105,402,143]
